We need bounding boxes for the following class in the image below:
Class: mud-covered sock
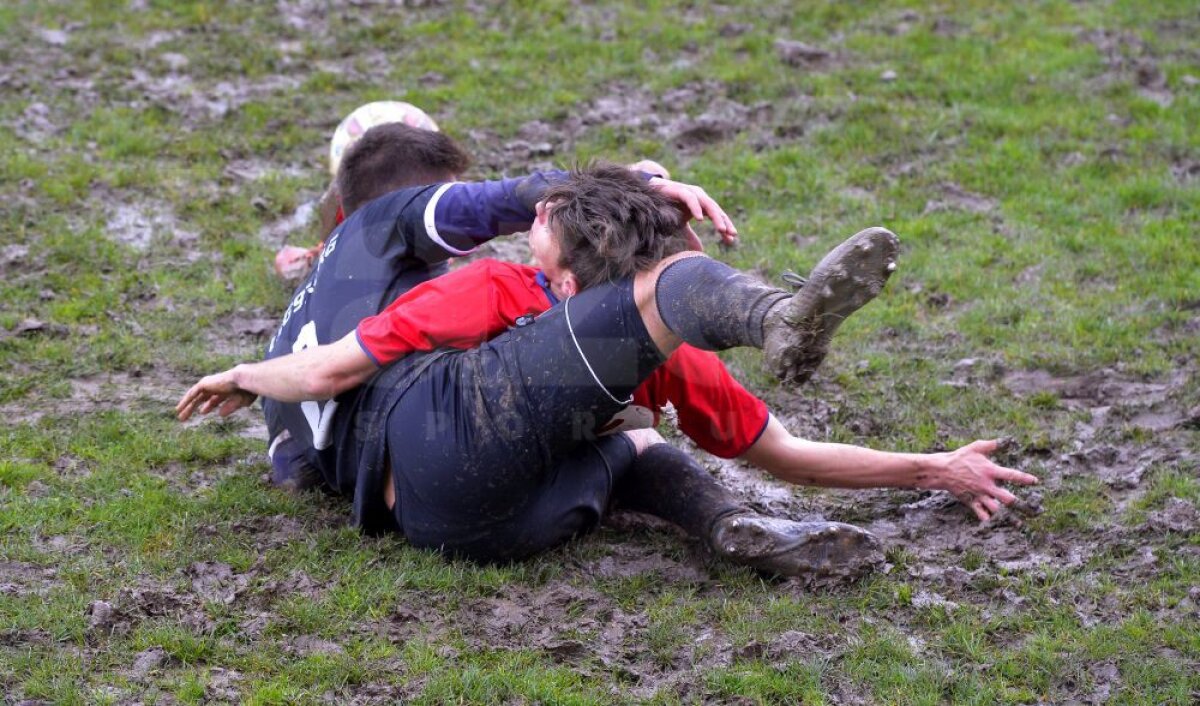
[613,442,745,541]
[655,256,789,351]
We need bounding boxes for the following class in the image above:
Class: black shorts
[373,276,663,561]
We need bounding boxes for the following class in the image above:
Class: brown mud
[0,371,182,427]
[923,182,998,215]
[1080,27,1179,108]
[3,7,1197,702]
[468,79,784,179]
[24,300,1178,702]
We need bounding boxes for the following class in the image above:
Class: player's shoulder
[666,343,723,368]
[462,258,539,279]
[352,182,445,222]
[456,260,543,302]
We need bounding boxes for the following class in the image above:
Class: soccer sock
[613,443,745,541]
[654,256,789,350]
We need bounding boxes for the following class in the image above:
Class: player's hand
[932,439,1039,522]
[647,177,738,245]
[176,368,258,422]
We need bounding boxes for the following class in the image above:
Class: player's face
[529,200,575,298]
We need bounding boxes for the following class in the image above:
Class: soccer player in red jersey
[182,132,1035,579]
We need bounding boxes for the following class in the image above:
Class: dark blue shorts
[378,276,663,561]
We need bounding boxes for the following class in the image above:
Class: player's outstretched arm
[176,332,375,421]
[740,416,1038,522]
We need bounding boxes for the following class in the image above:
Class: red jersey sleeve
[633,345,769,459]
[355,260,549,366]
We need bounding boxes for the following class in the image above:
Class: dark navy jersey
[261,172,565,506]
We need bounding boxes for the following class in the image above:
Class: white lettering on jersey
[270,231,341,353]
[293,321,338,450]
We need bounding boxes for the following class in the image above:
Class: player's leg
[641,227,900,383]
[395,434,635,562]
[394,421,882,578]
[426,227,899,461]
[609,432,744,539]
[614,440,881,579]
[381,229,897,563]
[389,382,879,577]
[266,430,325,492]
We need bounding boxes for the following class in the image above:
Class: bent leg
[633,228,900,381]
[397,435,636,563]
[465,232,899,454]
[382,236,897,561]
[620,442,883,579]
[612,442,744,539]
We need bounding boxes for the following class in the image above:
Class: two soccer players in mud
[178,113,1037,582]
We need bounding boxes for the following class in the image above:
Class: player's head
[336,123,471,217]
[532,163,690,296]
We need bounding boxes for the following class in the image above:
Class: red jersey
[355,259,769,458]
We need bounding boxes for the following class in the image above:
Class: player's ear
[560,271,579,298]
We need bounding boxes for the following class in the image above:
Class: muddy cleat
[710,513,883,580]
[763,226,900,384]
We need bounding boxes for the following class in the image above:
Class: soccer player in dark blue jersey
[180,130,1036,580]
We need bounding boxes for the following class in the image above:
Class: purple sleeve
[427,171,567,254]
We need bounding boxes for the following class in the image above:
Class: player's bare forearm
[234,332,375,402]
[176,332,376,421]
[740,416,1038,521]
[741,417,933,488]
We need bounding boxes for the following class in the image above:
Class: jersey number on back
[293,321,338,450]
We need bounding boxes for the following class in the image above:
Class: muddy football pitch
[1,1,1197,703]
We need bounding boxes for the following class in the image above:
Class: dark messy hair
[543,163,690,291]
[336,122,472,216]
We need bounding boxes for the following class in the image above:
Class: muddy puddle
[103,200,199,251]
[0,371,181,427]
[3,6,1197,701]
[468,79,786,176]
[660,361,1199,610]
[259,199,319,247]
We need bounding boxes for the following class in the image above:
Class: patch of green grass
[706,661,828,704]
[2,0,1198,702]
[844,626,949,704]
[402,646,610,706]
[1033,476,1114,532]
[1125,463,1200,521]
